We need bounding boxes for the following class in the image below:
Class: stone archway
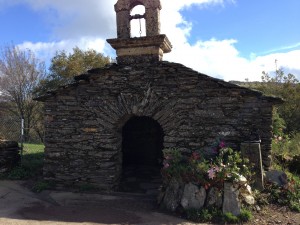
[119,116,164,194]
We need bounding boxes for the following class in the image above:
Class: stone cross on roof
[107,0,172,64]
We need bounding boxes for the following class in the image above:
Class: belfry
[107,0,172,64]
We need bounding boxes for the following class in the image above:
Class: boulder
[265,170,288,187]
[206,187,222,208]
[240,184,255,205]
[223,182,241,216]
[162,178,184,211]
[180,183,206,210]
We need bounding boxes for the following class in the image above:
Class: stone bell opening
[119,116,164,194]
[130,5,146,37]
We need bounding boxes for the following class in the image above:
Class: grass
[185,208,252,224]
[186,208,215,222]
[2,143,56,192]
[6,143,45,180]
[23,143,45,154]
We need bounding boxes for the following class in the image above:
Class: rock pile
[0,140,20,173]
[159,179,255,216]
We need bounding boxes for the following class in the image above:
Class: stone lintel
[116,46,164,57]
[116,54,161,64]
[107,34,172,64]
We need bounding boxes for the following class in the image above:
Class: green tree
[50,46,110,78]
[248,69,300,133]
[0,45,46,142]
[35,47,111,96]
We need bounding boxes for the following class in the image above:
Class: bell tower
[107,0,172,64]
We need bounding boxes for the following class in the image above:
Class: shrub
[264,174,300,212]
[161,142,253,190]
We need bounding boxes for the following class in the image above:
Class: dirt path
[0,180,203,225]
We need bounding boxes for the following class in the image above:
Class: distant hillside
[229,80,261,87]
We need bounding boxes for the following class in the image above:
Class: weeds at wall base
[185,207,252,224]
[31,180,56,193]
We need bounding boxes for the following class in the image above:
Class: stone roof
[35,61,283,104]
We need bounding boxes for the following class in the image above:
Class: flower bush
[161,141,253,190]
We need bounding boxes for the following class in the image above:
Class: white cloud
[18,38,109,63]
[12,0,117,64]
[1,0,116,39]
[159,0,300,81]
[9,0,300,81]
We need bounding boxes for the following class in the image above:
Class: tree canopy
[35,47,111,96]
[49,47,111,79]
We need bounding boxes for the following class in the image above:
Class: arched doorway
[120,116,164,194]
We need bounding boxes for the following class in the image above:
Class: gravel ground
[245,204,300,225]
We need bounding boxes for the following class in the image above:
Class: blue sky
[0,4,50,43]
[0,0,299,81]
[181,0,300,57]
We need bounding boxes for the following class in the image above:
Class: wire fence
[0,115,22,143]
[0,115,44,170]
[0,114,43,145]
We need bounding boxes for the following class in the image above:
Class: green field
[22,143,45,155]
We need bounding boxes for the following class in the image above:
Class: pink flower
[219,141,226,149]
[163,160,170,168]
[165,155,172,160]
[208,168,216,179]
[214,166,220,172]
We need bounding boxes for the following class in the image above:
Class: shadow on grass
[6,150,44,180]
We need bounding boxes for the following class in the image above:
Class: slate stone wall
[0,140,20,173]
[41,61,280,189]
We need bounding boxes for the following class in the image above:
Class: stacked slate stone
[0,140,20,173]
[37,61,282,190]
[159,179,254,216]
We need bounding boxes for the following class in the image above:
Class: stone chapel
[37,0,282,191]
